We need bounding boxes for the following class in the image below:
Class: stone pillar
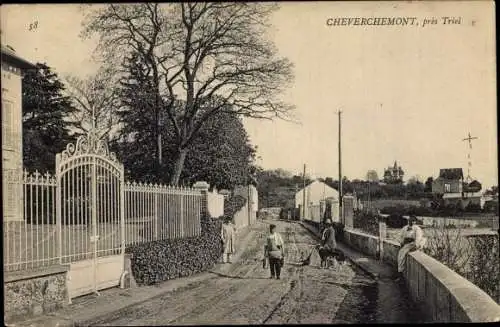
[343,195,355,229]
[378,215,387,261]
[193,181,210,218]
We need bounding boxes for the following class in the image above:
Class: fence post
[154,191,158,240]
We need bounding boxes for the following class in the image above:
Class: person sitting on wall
[396,215,426,281]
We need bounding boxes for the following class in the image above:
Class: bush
[353,211,379,236]
[467,234,499,303]
[126,216,223,285]
[464,202,482,213]
[224,195,247,218]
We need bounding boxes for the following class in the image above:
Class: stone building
[2,45,35,221]
[383,161,404,184]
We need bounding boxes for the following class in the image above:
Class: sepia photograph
[1,1,498,325]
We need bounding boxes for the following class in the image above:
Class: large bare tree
[81,3,294,185]
[64,66,121,140]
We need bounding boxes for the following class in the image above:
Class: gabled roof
[295,179,338,194]
[1,45,36,70]
[438,168,463,180]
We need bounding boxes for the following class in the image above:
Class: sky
[1,2,497,189]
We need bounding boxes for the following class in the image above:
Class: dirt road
[90,220,399,325]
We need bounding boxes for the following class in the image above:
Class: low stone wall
[342,228,500,322]
[381,239,399,268]
[343,228,379,258]
[4,265,70,322]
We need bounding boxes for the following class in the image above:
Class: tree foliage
[256,169,313,208]
[64,66,121,139]
[112,53,256,188]
[22,63,78,173]
[81,3,294,185]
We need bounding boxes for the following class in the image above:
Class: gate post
[120,171,125,255]
[56,153,63,264]
[91,156,98,294]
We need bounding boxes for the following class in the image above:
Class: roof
[295,180,338,194]
[438,168,464,180]
[1,45,36,70]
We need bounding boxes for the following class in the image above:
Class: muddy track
[93,220,381,325]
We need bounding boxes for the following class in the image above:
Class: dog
[315,245,346,269]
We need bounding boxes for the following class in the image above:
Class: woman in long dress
[221,217,236,263]
[396,215,426,280]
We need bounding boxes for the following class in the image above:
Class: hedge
[223,194,247,219]
[126,216,223,285]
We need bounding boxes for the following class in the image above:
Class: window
[444,183,451,193]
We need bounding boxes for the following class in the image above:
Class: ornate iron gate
[56,129,125,299]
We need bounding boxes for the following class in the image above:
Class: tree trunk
[170,148,188,186]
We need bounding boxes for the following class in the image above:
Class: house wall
[432,178,462,194]
[207,191,224,218]
[233,185,258,229]
[2,60,24,222]
[295,181,339,208]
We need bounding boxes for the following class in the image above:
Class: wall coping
[408,251,500,322]
[4,265,70,283]
[383,239,400,247]
[345,228,379,241]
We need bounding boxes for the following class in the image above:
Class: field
[361,199,421,209]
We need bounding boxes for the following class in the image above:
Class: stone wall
[342,228,500,322]
[343,228,379,257]
[4,265,70,322]
[233,185,258,230]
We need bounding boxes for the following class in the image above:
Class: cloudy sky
[1,2,497,188]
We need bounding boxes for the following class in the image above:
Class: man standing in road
[264,224,285,279]
[221,216,236,263]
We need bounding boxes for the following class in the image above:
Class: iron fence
[3,170,203,272]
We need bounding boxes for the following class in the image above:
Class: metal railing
[3,170,58,272]
[124,181,202,245]
[3,170,204,272]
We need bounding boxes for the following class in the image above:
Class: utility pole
[302,164,306,220]
[338,110,343,224]
[462,132,478,183]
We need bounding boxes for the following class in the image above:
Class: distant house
[431,168,483,208]
[383,161,404,184]
[432,168,464,194]
[295,180,340,221]
[295,180,339,207]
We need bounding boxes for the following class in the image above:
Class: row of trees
[22,3,294,190]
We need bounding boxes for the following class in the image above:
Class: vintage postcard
[1,1,498,325]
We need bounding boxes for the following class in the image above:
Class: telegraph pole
[302,164,306,220]
[462,132,478,183]
[338,110,343,224]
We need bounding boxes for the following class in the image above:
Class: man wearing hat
[396,215,426,281]
[321,219,337,253]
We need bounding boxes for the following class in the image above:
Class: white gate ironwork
[56,129,125,299]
